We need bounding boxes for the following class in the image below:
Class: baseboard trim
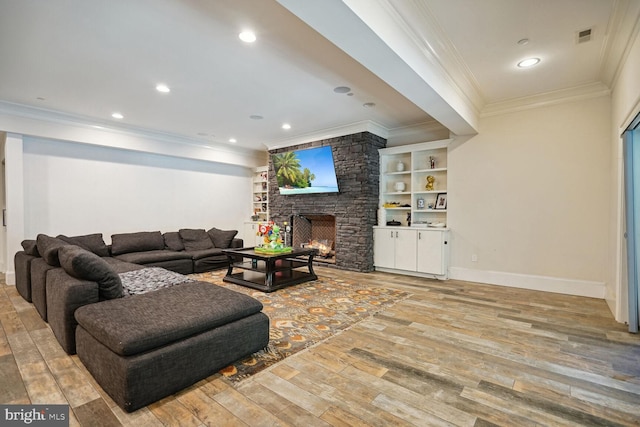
[448,267,605,299]
[5,270,16,286]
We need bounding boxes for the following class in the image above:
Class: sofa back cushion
[111,231,165,255]
[163,232,185,251]
[58,245,123,300]
[36,234,70,266]
[179,229,214,251]
[207,227,238,249]
[57,233,109,257]
[21,239,40,257]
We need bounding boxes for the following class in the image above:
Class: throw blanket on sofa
[119,267,194,296]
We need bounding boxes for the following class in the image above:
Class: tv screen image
[272,146,339,195]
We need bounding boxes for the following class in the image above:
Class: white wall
[22,137,253,242]
[0,132,6,275]
[448,95,611,298]
[609,24,640,322]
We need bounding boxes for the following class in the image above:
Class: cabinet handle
[396,231,398,238]
[390,231,394,238]
[418,232,421,239]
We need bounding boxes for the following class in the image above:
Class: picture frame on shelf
[435,193,447,209]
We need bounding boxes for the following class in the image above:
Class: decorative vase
[396,160,405,172]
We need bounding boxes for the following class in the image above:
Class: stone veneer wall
[269,132,386,272]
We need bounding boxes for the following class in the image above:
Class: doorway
[623,113,640,333]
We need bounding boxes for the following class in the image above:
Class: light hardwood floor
[1,266,639,426]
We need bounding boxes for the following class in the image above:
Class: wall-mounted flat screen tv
[272,145,339,195]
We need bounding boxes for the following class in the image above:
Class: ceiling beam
[277,0,479,136]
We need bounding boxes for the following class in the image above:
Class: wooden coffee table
[222,247,318,292]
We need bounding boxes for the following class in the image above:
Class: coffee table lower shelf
[222,248,318,292]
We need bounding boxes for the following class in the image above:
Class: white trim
[480,82,611,118]
[266,120,389,150]
[375,266,447,281]
[6,270,15,286]
[449,267,605,299]
[0,101,265,169]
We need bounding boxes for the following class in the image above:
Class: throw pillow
[36,234,70,266]
[207,227,238,249]
[111,231,165,255]
[163,232,185,251]
[21,239,40,256]
[179,229,214,251]
[58,245,123,300]
[57,233,109,257]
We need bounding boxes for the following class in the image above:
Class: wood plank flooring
[1,267,639,426]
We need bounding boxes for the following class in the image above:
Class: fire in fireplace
[291,214,336,264]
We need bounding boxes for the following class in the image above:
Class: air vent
[577,28,592,44]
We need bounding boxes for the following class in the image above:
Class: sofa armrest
[46,269,100,354]
[231,238,244,249]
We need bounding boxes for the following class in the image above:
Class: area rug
[190,270,410,384]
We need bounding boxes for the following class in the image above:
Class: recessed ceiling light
[36,97,46,101]
[239,31,256,43]
[111,112,124,119]
[229,138,237,143]
[517,57,540,68]
[282,124,291,130]
[156,84,170,93]
[517,38,529,45]
[333,86,351,94]
[363,102,376,109]
[249,114,264,120]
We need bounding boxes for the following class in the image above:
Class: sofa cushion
[163,232,185,251]
[207,228,238,249]
[114,249,192,265]
[36,234,71,266]
[74,281,265,356]
[184,247,225,260]
[21,239,40,256]
[58,245,123,301]
[179,229,214,251]
[58,233,109,257]
[111,231,165,255]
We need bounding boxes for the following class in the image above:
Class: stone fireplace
[269,132,386,272]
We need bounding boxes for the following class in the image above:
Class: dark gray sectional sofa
[13,227,270,412]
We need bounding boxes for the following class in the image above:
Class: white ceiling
[0,0,638,153]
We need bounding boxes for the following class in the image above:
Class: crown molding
[386,120,451,147]
[480,82,611,118]
[601,0,640,88]
[265,120,389,150]
[379,0,485,115]
[0,101,264,168]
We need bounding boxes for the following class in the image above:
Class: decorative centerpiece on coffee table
[255,221,292,254]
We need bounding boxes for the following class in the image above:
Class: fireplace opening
[291,214,336,264]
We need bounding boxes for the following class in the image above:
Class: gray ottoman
[75,281,269,412]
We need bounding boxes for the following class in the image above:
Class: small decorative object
[407,212,411,227]
[417,197,425,209]
[396,160,405,172]
[394,181,406,192]
[435,193,447,210]
[429,156,436,169]
[425,175,435,191]
[255,221,292,253]
[427,202,434,209]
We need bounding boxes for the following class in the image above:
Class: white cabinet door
[243,222,263,247]
[395,229,417,271]
[374,228,396,269]
[417,230,445,275]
